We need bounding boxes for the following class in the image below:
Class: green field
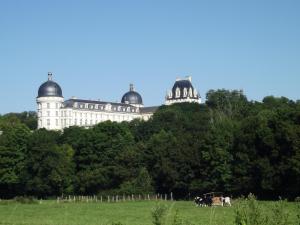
[0,200,299,225]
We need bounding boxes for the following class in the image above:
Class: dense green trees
[0,91,299,199]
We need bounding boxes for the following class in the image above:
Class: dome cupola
[121,84,143,107]
[38,72,63,98]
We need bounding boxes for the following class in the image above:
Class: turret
[36,72,64,130]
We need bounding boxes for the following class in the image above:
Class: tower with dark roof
[36,73,64,130]
[165,76,201,105]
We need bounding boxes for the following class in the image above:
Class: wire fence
[56,193,174,203]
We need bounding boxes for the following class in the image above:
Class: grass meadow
[0,200,299,225]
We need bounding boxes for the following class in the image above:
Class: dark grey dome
[121,84,143,105]
[38,73,63,98]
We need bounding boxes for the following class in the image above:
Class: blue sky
[0,0,299,114]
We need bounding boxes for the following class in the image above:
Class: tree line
[0,90,299,199]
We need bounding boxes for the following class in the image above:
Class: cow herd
[194,196,231,207]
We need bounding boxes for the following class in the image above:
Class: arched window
[189,88,193,97]
[194,89,198,97]
[176,87,180,98]
[183,88,187,97]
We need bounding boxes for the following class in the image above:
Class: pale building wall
[36,96,64,130]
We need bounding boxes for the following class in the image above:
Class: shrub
[234,193,269,225]
[270,200,290,225]
[151,204,167,225]
[14,196,38,204]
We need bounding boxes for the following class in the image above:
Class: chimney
[130,83,135,91]
[48,72,53,81]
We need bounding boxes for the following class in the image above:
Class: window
[47,111,50,117]
[47,103,50,109]
[47,119,50,126]
[75,119,77,125]
[80,119,82,125]
[56,103,58,109]
[56,111,59,117]
[85,120,88,125]
[183,88,187,97]
[56,119,58,126]
[90,120,93,125]
[176,87,180,98]
[189,88,193,97]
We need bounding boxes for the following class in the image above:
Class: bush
[14,196,38,204]
[234,194,269,225]
[234,194,293,225]
[151,204,167,225]
[270,200,290,225]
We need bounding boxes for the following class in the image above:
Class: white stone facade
[37,97,154,130]
[37,74,201,130]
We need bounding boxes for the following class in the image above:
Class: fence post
[171,192,173,201]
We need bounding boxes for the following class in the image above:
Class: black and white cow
[194,196,212,207]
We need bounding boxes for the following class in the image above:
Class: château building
[37,73,201,130]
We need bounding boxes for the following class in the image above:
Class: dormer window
[183,88,187,97]
[189,88,193,97]
[194,89,198,97]
[176,87,180,98]
[106,104,112,111]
